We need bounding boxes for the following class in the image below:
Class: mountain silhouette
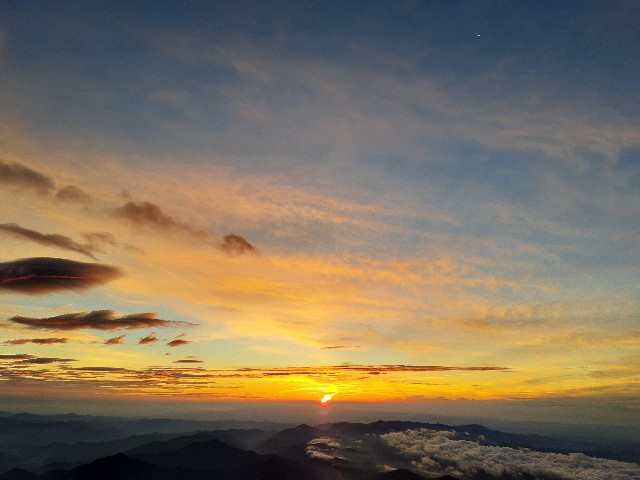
[0,468,38,480]
[131,439,265,470]
[2,413,638,480]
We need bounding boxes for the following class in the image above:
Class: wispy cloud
[55,185,92,203]
[0,223,99,259]
[112,201,258,254]
[321,345,361,350]
[0,160,54,195]
[0,257,121,295]
[112,201,209,239]
[8,310,196,330]
[80,231,119,255]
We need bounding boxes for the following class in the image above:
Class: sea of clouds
[380,429,640,480]
[305,428,640,479]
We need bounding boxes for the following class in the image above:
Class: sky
[0,0,639,425]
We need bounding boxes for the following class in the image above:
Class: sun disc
[320,393,334,403]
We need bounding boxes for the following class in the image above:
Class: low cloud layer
[0,257,121,294]
[381,429,640,480]
[5,338,68,345]
[0,362,511,397]
[23,357,76,364]
[0,160,54,194]
[8,310,195,330]
[0,223,99,259]
[0,354,76,364]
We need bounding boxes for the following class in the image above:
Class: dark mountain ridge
[2,413,640,480]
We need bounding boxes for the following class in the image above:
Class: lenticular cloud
[380,429,640,480]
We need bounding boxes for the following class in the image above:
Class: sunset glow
[321,394,335,404]
[0,1,639,426]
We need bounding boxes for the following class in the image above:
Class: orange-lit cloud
[105,334,126,345]
[167,333,191,347]
[138,332,158,345]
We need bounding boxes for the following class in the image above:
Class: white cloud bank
[381,429,640,480]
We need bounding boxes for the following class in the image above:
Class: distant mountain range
[1,412,639,480]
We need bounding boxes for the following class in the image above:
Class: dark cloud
[105,334,126,345]
[174,359,203,363]
[0,257,121,295]
[22,357,76,364]
[220,234,256,255]
[138,332,157,345]
[5,338,68,345]
[8,310,195,330]
[0,354,33,360]
[0,160,54,194]
[0,223,98,259]
[55,185,92,203]
[112,201,208,239]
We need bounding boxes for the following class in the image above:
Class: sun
[320,393,334,403]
